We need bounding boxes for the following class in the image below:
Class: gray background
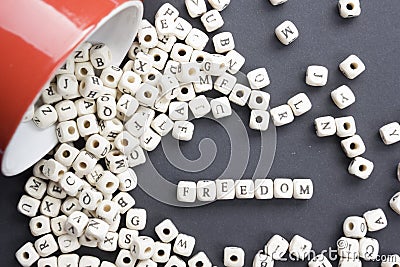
[2,0,400,266]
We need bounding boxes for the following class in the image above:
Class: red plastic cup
[0,0,143,176]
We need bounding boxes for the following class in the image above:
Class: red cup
[0,0,143,176]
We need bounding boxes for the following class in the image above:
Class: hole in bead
[93,140,100,148]
[68,126,76,135]
[127,76,135,83]
[106,75,115,83]
[158,249,165,256]
[196,56,204,63]
[350,62,358,70]
[144,91,152,98]
[393,264,400,267]
[39,165,44,172]
[103,204,111,212]
[230,255,238,262]
[80,68,88,75]
[348,222,354,230]
[148,74,155,81]
[22,252,29,259]
[83,120,91,128]
[154,54,161,61]
[123,257,131,264]
[145,247,152,254]
[144,35,152,42]
[181,87,189,94]
[62,150,71,158]
[121,139,129,147]
[359,164,367,172]
[256,96,263,104]
[196,261,204,267]
[346,3,354,10]
[188,68,196,76]
[113,151,121,156]
[36,222,42,228]
[343,122,350,130]
[220,63,226,69]
[58,170,65,177]
[236,90,244,98]
[178,49,186,57]
[163,228,170,235]
[79,162,87,169]
[350,142,358,150]
[106,182,114,188]
[256,116,263,123]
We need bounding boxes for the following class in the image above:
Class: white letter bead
[171,43,194,62]
[156,3,179,20]
[338,0,361,18]
[343,216,367,238]
[56,121,79,143]
[274,178,294,199]
[197,180,217,201]
[95,171,119,196]
[188,252,212,267]
[254,179,273,199]
[339,55,366,79]
[79,76,103,100]
[155,219,179,243]
[34,233,59,257]
[41,83,62,105]
[172,17,192,41]
[33,104,58,128]
[117,94,139,118]
[112,192,135,214]
[115,249,136,267]
[165,256,186,267]
[140,129,162,151]
[176,62,201,84]
[118,228,139,249]
[289,235,312,260]
[314,116,336,137]
[105,150,129,174]
[128,146,146,168]
[72,150,97,176]
[75,62,95,81]
[75,98,96,116]
[172,121,195,141]
[173,233,196,257]
[131,236,155,260]
[177,83,196,102]
[189,95,211,118]
[186,28,209,51]
[308,254,332,267]
[138,21,158,49]
[40,195,62,217]
[177,181,197,202]
[270,0,288,5]
[213,32,235,53]
[76,114,99,137]
[54,143,79,167]
[270,104,294,126]
[201,9,224,32]
[224,247,244,267]
[390,192,400,215]
[58,234,81,253]
[29,215,51,237]
[98,232,119,252]
[65,211,89,237]
[114,131,139,155]
[363,208,387,232]
[338,258,362,267]
[335,116,356,137]
[15,242,40,267]
[265,234,289,260]
[337,237,359,258]
[185,0,207,18]
[203,54,228,76]
[149,48,169,71]
[126,208,147,230]
[235,180,255,199]
[151,114,174,137]
[56,74,80,99]
[85,218,109,242]
[33,159,48,180]
[73,42,91,62]
[253,250,274,267]
[158,35,177,53]
[293,179,313,199]
[248,91,270,111]
[341,135,366,158]
[155,16,176,37]
[226,50,245,75]
[55,100,78,122]
[51,215,67,236]
[306,65,328,87]
[152,242,172,263]
[211,97,232,119]
[331,85,356,109]
[250,110,270,131]
[85,134,112,159]
[118,71,142,96]
[25,176,47,200]
[96,200,120,224]
[194,71,213,93]
[58,254,80,267]
[60,172,84,197]
[359,237,379,261]
[287,93,312,116]
[216,179,235,200]
[214,72,237,95]
[275,20,299,45]
[90,44,112,69]
[348,156,374,179]
[97,95,117,121]
[38,256,58,267]
[229,83,251,106]
[78,188,103,211]
[46,181,67,199]
[61,197,81,216]
[247,68,270,89]
[100,65,123,88]
[135,83,159,107]
[209,0,231,11]
[134,52,154,75]
[79,256,100,267]
[379,122,400,145]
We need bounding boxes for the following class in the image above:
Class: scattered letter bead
[40,195,62,217]
[173,233,196,257]
[42,159,67,182]
[98,231,119,252]
[171,43,194,62]
[15,242,40,267]
[226,50,245,75]
[390,192,400,215]
[38,256,58,267]
[34,233,59,257]
[56,74,79,99]
[265,234,289,260]
[90,43,112,69]
[112,192,135,214]
[33,104,58,128]
[229,83,251,106]
[224,247,245,267]
[140,129,162,151]
[338,0,361,18]
[118,228,139,250]
[341,135,366,158]
[155,219,179,243]
[115,249,136,267]
[306,65,328,87]
[85,218,110,242]
[213,32,235,53]
[131,236,155,260]
[270,0,288,5]
[172,121,195,141]
[72,150,97,176]
[270,104,294,126]
[126,208,147,230]
[151,114,174,136]
[339,55,366,79]
[79,76,104,100]
[29,215,51,236]
[185,0,207,18]
[197,180,217,201]
[249,110,270,131]
[235,180,255,199]
[211,97,232,119]
[105,150,129,174]
[363,208,387,232]
[379,122,400,145]
[51,215,67,236]
[337,237,359,259]
[152,242,172,263]
[79,256,101,267]
[335,116,356,137]
[58,254,80,267]
[314,116,336,137]
[209,0,230,11]
[96,200,120,224]
[165,256,186,267]
[201,9,224,32]
[214,72,237,95]
[248,91,270,111]
[25,176,47,200]
[289,235,312,260]
[216,179,235,200]
[189,95,211,119]
[65,211,89,237]
[348,157,374,179]
[287,93,312,116]
[77,114,99,137]
[60,172,84,197]
[247,68,270,89]
[331,85,356,109]
[174,17,193,40]
[188,252,212,267]
[186,28,209,51]
[293,179,313,199]
[55,100,78,122]
[275,20,299,45]
[359,237,379,261]
[79,188,103,211]
[177,181,197,202]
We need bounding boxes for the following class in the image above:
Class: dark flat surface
[2,0,400,266]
